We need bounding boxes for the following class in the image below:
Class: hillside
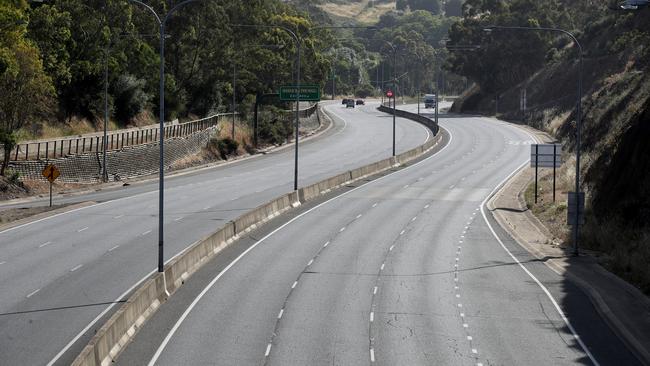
[448,2,650,292]
[317,0,396,24]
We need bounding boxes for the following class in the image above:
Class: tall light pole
[230,24,301,191]
[380,41,398,156]
[484,25,584,255]
[127,0,203,272]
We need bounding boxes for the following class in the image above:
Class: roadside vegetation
[0,0,333,176]
[447,0,650,294]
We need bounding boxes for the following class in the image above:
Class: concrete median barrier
[71,103,442,366]
[165,222,235,293]
[72,273,166,366]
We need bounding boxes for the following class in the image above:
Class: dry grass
[17,117,123,142]
[216,118,253,154]
[523,162,573,246]
[524,160,650,294]
[318,1,395,24]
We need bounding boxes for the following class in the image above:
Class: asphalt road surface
[118,106,639,366]
[0,102,430,366]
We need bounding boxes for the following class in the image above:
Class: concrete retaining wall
[71,104,442,366]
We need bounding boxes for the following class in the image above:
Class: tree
[0,1,54,175]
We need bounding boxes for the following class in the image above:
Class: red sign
[386,90,394,98]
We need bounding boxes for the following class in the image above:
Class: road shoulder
[487,125,650,366]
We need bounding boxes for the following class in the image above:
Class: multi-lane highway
[118,105,639,365]
[0,102,430,365]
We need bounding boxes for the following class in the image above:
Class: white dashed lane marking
[142,230,152,236]
[38,241,52,248]
[77,227,88,233]
[108,245,120,252]
[277,309,284,319]
[113,215,124,219]
[265,344,272,357]
[26,289,40,298]
[70,264,83,272]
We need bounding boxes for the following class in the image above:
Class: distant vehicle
[346,99,355,108]
[356,99,365,105]
[424,94,437,108]
[342,98,349,105]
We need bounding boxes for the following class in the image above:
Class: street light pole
[128,0,202,273]
[232,61,236,140]
[485,25,584,255]
[230,24,301,191]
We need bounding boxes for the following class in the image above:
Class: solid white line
[39,241,52,248]
[478,128,599,365]
[291,281,298,289]
[278,309,284,319]
[70,264,83,272]
[108,245,120,252]
[77,227,88,232]
[26,289,40,298]
[265,343,272,357]
[370,348,375,362]
[145,126,455,366]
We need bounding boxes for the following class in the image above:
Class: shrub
[217,137,239,160]
[112,74,150,124]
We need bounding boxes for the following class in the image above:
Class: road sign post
[531,144,562,204]
[42,164,60,207]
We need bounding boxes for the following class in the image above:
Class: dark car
[341,98,350,105]
[356,99,365,105]
[345,99,355,108]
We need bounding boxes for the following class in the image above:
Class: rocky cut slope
[451,6,650,292]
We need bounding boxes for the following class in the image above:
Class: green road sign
[279,85,321,101]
